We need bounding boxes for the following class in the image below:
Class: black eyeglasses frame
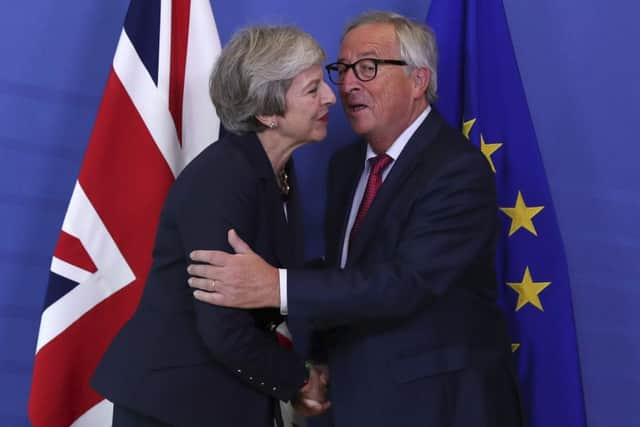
[325,58,408,84]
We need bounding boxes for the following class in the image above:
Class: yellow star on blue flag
[500,191,544,236]
[507,266,551,311]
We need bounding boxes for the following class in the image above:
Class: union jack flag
[28,1,221,425]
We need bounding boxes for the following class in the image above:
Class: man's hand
[187,229,280,308]
[294,367,331,417]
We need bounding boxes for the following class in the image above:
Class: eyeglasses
[325,58,408,85]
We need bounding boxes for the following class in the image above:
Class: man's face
[337,23,423,149]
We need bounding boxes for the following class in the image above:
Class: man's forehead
[338,23,398,59]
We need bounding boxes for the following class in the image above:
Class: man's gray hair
[343,11,438,103]
[210,26,326,134]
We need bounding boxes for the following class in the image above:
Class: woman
[92,25,335,426]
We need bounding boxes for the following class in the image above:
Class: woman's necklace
[278,169,290,198]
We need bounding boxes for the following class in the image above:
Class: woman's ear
[256,115,279,129]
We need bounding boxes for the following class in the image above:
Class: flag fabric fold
[426,1,587,426]
[28,1,221,425]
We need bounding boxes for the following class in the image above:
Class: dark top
[92,132,307,427]
[290,109,522,427]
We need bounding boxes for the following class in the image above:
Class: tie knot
[369,154,393,177]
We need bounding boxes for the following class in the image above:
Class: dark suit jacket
[289,109,522,427]
[92,133,307,427]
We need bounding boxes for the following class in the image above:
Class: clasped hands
[187,229,331,416]
[295,364,331,416]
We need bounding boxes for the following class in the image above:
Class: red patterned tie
[350,154,393,240]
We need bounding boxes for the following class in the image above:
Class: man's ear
[412,67,430,98]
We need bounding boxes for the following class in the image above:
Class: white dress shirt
[279,106,431,314]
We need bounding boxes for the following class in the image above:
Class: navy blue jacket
[290,109,522,427]
[92,133,308,426]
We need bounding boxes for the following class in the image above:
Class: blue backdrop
[1,1,638,426]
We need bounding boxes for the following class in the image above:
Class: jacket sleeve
[288,146,498,331]
[175,150,307,402]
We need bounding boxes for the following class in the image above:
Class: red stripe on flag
[79,70,173,292]
[29,70,174,426]
[54,231,97,273]
[169,0,190,145]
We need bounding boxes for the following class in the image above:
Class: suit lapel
[332,143,366,266]
[234,133,293,267]
[346,110,444,265]
[272,161,312,268]
[273,197,293,267]
[282,162,306,267]
[267,162,295,268]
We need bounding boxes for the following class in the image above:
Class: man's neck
[366,101,429,154]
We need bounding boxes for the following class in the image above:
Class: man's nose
[341,66,360,92]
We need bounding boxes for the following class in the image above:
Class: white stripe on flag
[70,399,113,427]
[50,257,92,286]
[178,0,222,168]
[113,29,181,177]
[157,0,172,104]
[36,182,134,352]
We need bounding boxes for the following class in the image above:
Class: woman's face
[277,64,336,144]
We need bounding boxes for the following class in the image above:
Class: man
[189,12,522,427]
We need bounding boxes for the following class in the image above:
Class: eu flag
[426,1,587,426]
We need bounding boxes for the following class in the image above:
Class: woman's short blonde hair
[210,25,326,134]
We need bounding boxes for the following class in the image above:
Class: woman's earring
[270,121,277,129]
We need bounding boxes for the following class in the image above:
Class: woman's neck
[256,131,299,174]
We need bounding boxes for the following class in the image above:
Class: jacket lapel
[282,162,306,267]
[272,161,310,268]
[332,143,366,266]
[346,109,444,265]
[234,133,294,267]
[273,198,293,267]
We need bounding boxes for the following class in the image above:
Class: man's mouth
[348,104,368,113]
